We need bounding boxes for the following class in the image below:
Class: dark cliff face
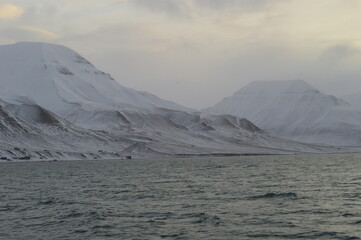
[0,106,28,134]
[236,118,263,133]
[5,104,63,126]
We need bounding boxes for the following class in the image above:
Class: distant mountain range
[1,42,334,161]
[206,80,361,146]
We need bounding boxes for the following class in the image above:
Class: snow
[0,43,355,161]
[0,42,190,116]
[235,80,320,95]
[206,80,361,146]
[344,93,361,109]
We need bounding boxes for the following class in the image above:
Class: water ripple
[1,154,361,239]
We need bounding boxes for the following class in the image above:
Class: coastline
[2,150,361,164]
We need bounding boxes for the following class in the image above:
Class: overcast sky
[1,0,361,108]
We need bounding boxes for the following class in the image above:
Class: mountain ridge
[206,80,361,146]
[0,42,192,115]
[0,43,352,161]
[234,80,321,95]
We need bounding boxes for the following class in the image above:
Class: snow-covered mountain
[0,97,138,160]
[0,43,346,160]
[206,80,361,146]
[344,93,361,109]
[0,42,190,115]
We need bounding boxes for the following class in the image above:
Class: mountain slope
[1,97,335,160]
[0,44,347,160]
[0,99,141,160]
[206,80,361,146]
[0,42,190,115]
[344,93,361,109]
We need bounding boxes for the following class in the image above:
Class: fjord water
[1,155,361,240]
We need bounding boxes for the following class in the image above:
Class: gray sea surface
[1,154,361,239]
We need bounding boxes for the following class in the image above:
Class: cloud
[193,0,278,10]
[127,0,281,17]
[128,0,190,18]
[1,26,59,42]
[319,44,361,62]
[0,4,24,19]
[20,26,59,39]
[2,0,361,108]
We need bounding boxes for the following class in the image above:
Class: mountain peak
[206,79,361,146]
[11,41,74,53]
[235,80,320,95]
[14,41,61,46]
[0,42,190,114]
[2,42,89,68]
[14,41,77,51]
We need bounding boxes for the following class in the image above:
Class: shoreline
[2,150,361,164]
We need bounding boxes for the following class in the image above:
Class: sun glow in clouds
[0,4,23,20]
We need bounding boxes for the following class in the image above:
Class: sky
[1,0,361,108]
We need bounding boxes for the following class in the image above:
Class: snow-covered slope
[344,93,361,109]
[0,44,349,161]
[0,42,190,115]
[1,96,335,160]
[0,98,141,160]
[206,80,361,146]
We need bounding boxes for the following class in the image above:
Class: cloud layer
[1,0,361,108]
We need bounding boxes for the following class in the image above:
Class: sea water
[1,154,361,239]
